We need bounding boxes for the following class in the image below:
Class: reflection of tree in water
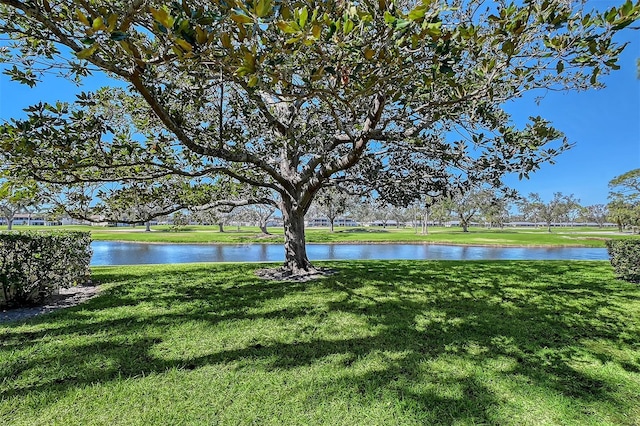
[327,244,336,260]
[214,245,225,263]
[260,244,268,261]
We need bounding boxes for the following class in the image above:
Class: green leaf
[243,51,256,72]
[363,47,375,60]
[92,16,104,31]
[384,11,395,24]
[424,21,441,37]
[395,19,411,30]
[276,21,298,34]
[107,14,118,32]
[175,38,192,52]
[76,43,99,59]
[299,6,308,28]
[150,8,174,28]
[255,0,272,18]
[408,6,426,22]
[221,32,232,48]
[75,9,91,26]
[501,40,514,55]
[343,19,354,34]
[236,66,252,77]
[231,13,253,24]
[197,16,215,25]
[556,61,564,74]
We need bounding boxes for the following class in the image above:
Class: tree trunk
[259,223,270,235]
[6,219,13,231]
[421,211,429,235]
[329,218,335,233]
[145,221,151,232]
[462,222,469,232]
[218,222,224,233]
[281,201,314,274]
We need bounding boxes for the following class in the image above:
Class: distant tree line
[1,169,639,234]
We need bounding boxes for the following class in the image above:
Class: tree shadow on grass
[1,261,639,424]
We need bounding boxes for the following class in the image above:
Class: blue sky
[502,21,640,206]
[1,2,639,207]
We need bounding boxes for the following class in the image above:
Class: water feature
[90,241,608,266]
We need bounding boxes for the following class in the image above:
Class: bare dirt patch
[0,284,101,324]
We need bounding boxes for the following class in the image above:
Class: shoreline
[91,238,607,249]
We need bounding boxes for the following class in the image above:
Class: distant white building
[368,220,400,227]
[306,217,359,227]
[0,213,58,226]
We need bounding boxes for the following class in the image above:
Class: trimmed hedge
[606,239,640,283]
[0,231,92,308]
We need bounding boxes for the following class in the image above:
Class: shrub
[0,231,92,308]
[606,239,640,283]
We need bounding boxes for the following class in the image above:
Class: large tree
[524,192,575,232]
[609,168,640,203]
[312,186,352,232]
[238,204,278,235]
[450,187,497,232]
[0,0,638,276]
[608,168,640,232]
[585,204,609,228]
[480,190,515,229]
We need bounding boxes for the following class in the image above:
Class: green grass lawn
[1,261,639,425]
[12,224,638,247]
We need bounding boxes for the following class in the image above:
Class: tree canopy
[608,168,640,232]
[0,173,46,230]
[609,168,640,203]
[1,0,638,275]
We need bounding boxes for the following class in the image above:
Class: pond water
[90,241,608,266]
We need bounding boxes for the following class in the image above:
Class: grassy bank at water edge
[11,224,638,247]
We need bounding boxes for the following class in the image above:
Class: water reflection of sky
[90,242,608,266]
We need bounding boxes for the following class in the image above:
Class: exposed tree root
[255,266,337,282]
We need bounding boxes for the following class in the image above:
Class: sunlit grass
[1,261,639,425]
[11,224,637,247]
